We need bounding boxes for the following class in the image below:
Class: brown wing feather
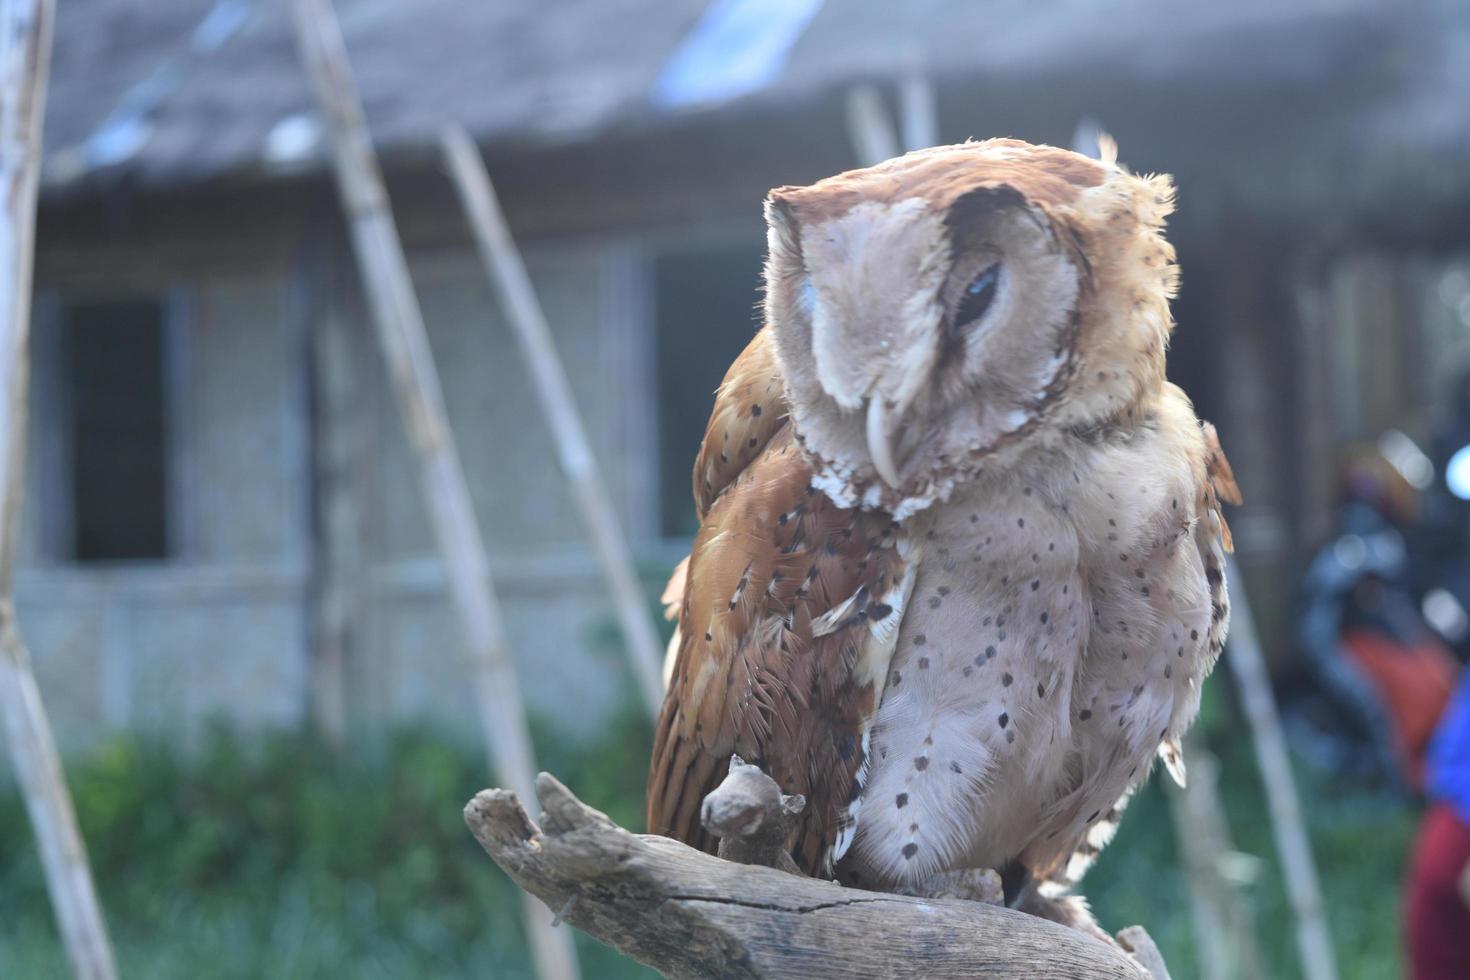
[692,328,786,519]
[1198,418,1239,663]
[1201,421,1241,551]
[1156,418,1240,787]
[650,350,911,872]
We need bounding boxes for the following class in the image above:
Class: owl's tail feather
[1010,784,1137,940]
[1010,809,1131,944]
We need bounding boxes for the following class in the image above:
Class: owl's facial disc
[863,258,1005,487]
[766,190,1080,516]
[788,199,950,490]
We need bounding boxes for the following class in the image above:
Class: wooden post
[844,84,900,167]
[0,1,120,978]
[440,126,664,718]
[1224,557,1338,980]
[1163,742,1263,980]
[301,221,355,749]
[287,2,579,976]
[897,74,937,152]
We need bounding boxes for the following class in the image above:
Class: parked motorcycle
[1291,445,1461,792]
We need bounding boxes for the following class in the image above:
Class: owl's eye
[956,263,1000,329]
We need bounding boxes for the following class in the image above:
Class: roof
[42,0,1470,191]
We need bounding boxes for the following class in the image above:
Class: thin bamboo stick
[440,125,664,717]
[1163,742,1263,980]
[1224,557,1337,980]
[0,1,119,977]
[897,74,937,152]
[287,2,578,976]
[844,84,900,167]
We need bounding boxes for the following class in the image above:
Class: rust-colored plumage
[649,139,1238,926]
[650,348,912,868]
[768,140,1106,224]
[690,331,786,520]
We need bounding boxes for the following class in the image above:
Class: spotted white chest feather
[840,392,1218,890]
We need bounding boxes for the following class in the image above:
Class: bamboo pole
[1163,742,1263,980]
[440,126,664,717]
[897,74,937,152]
[0,1,119,977]
[287,2,578,976]
[304,248,354,750]
[844,84,899,167]
[1224,557,1337,980]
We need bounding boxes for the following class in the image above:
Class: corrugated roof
[40,0,1470,190]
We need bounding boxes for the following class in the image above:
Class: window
[62,300,169,561]
[654,242,766,537]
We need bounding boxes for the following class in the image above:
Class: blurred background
[4,0,1470,977]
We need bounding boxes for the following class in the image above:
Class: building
[18,0,1470,750]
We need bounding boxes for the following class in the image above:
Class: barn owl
[647,138,1240,931]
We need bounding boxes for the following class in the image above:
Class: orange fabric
[1342,628,1461,789]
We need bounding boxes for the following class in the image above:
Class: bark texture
[466,770,1171,980]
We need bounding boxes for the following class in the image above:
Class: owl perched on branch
[647,138,1240,931]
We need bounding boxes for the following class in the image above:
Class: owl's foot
[898,867,1005,904]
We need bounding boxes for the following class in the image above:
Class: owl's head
[764,138,1178,518]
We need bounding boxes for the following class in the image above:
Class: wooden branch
[287,2,577,977]
[703,755,805,874]
[440,126,665,719]
[1117,927,1172,980]
[1224,558,1338,980]
[0,2,119,978]
[465,772,1165,980]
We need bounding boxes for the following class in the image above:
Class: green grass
[0,702,1416,979]
[0,714,658,980]
[1090,735,1416,979]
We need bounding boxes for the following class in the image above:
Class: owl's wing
[657,331,789,684]
[1038,412,1240,893]
[691,327,788,519]
[649,332,918,874]
[1157,419,1240,783]
[1201,421,1241,541]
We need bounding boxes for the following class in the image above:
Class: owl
[647,138,1240,931]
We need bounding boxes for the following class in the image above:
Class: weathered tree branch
[465,771,1168,979]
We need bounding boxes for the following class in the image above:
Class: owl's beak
[866,397,902,489]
